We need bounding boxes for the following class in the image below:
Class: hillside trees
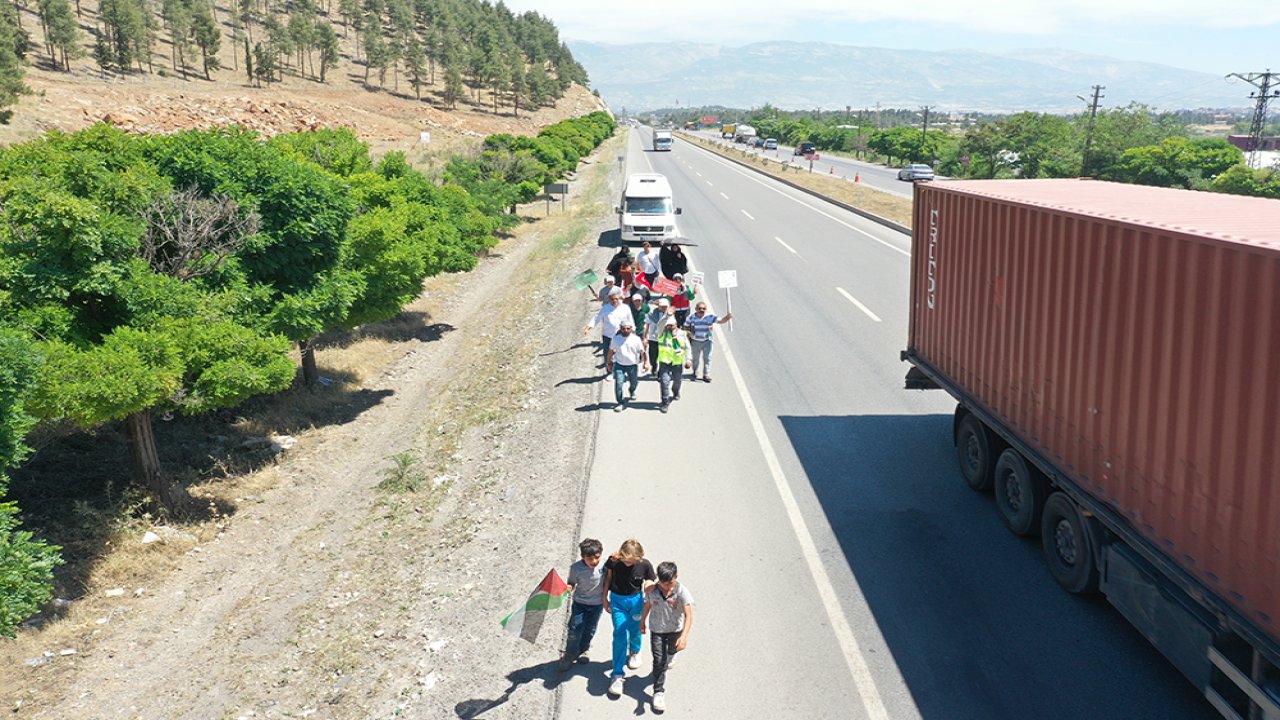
[37,0,82,71]
[0,2,29,120]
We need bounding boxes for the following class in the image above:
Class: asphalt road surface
[554,127,1213,719]
[688,129,916,198]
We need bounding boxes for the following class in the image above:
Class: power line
[1227,70,1279,168]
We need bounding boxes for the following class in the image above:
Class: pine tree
[0,4,28,121]
[38,0,80,71]
[252,39,275,85]
[314,19,338,82]
[190,0,220,79]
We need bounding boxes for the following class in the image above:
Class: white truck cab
[616,173,681,244]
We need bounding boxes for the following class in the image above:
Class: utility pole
[1227,70,1280,168]
[875,102,882,129]
[1078,85,1105,177]
[919,105,932,162]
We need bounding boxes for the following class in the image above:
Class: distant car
[794,141,817,156]
[763,138,778,150]
[898,163,935,181]
[750,137,765,147]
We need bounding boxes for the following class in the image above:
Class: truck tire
[955,413,994,491]
[994,448,1048,535]
[1041,492,1099,594]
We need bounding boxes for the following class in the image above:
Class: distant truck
[733,125,757,143]
[616,173,680,244]
[720,123,736,139]
[652,130,673,151]
[903,178,1280,720]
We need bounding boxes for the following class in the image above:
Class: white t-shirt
[609,332,646,366]
[591,303,631,338]
[638,249,659,274]
[645,582,694,634]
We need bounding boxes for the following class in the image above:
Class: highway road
[555,127,1213,718]
[688,128,916,198]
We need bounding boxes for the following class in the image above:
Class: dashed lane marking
[836,287,883,322]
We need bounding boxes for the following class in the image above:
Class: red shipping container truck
[902,179,1280,718]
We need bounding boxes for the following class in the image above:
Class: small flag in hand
[500,569,570,644]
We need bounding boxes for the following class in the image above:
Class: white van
[617,173,681,244]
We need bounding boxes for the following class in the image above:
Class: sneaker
[659,403,669,414]
[704,375,713,383]
[608,676,624,697]
[672,394,680,401]
[614,404,624,413]
[628,390,636,401]
[576,652,590,664]
[653,691,666,712]
[627,652,641,669]
[558,654,574,672]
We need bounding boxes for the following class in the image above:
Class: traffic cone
[855,173,860,183]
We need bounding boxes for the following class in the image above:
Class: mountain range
[567,41,1251,113]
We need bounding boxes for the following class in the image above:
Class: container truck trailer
[902,179,1280,719]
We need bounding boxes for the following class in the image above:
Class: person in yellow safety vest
[655,317,691,414]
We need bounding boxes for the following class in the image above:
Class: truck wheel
[1041,492,1099,594]
[955,413,994,491]
[994,448,1048,535]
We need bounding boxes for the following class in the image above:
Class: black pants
[650,631,680,692]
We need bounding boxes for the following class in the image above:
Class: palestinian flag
[500,569,571,644]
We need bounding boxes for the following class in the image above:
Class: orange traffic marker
[855,173,860,182]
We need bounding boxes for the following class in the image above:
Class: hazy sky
[501,0,1278,75]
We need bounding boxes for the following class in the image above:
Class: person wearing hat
[645,298,673,376]
[585,287,633,365]
[629,293,651,339]
[606,317,648,412]
[667,273,696,327]
[654,316,691,413]
[597,275,617,304]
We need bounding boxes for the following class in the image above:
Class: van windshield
[625,197,673,214]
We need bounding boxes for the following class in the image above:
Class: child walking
[560,538,606,671]
[640,561,694,713]
[603,539,656,698]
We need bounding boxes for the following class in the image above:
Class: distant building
[1227,135,1280,151]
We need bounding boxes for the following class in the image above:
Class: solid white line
[703,287,893,720]
[719,192,730,200]
[683,141,910,257]
[837,287,883,322]
[775,236,799,255]
[742,210,755,220]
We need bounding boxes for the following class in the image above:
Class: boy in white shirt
[640,561,694,713]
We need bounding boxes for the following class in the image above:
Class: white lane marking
[684,142,910,257]
[706,180,714,187]
[837,287,883,322]
[742,210,755,220]
[692,263,893,720]
[775,236,799,255]
[719,192,730,200]
[695,171,702,177]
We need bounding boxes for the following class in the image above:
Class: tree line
[0,110,616,636]
[0,0,589,115]
[674,105,1279,199]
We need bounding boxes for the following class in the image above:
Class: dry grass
[681,134,915,227]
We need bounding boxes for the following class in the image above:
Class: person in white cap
[585,287,632,366]
[654,316,691,413]
[606,317,647,412]
[597,275,617,304]
[645,298,672,376]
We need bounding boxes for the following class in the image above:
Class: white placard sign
[419,131,431,144]
[718,270,738,289]
[687,271,705,286]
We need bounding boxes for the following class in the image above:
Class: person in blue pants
[602,539,656,698]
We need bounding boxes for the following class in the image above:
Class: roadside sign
[544,183,569,195]
[419,131,431,144]
[652,277,681,296]
[572,269,598,290]
[718,270,738,289]
[687,271,705,286]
